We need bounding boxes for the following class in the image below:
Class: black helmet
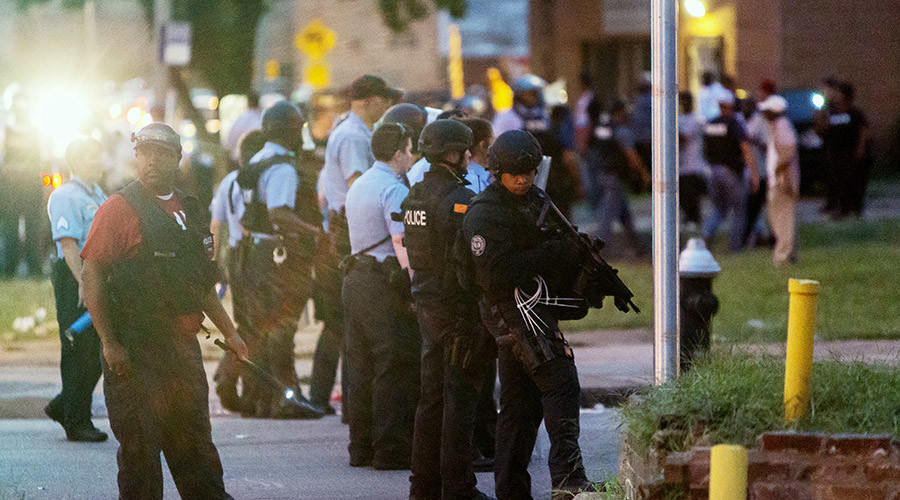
[262,100,304,136]
[381,103,428,153]
[488,130,542,175]
[418,119,473,160]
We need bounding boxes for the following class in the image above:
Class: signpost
[296,20,336,89]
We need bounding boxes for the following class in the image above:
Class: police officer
[586,99,650,255]
[343,122,419,470]
[307,100,425,414]
[701,90,760,252]
[492,74,580,218]
[209,130,266,412]
[236,101,324,419]
[81,122,249,499]
[44,138,108,442]
[462,130,596,499]
[403,120,493,500]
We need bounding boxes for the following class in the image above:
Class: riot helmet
[488,129,542,175]
[380,103,428,154]
[511,74,547,108]
[418,119,473,172]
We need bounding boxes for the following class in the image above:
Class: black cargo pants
[481,305,587,500]
[103,328,231,500]
[409,305,482,498]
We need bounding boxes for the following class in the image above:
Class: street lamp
[685,0,706,17]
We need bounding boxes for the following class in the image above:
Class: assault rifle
[534,192,640,314]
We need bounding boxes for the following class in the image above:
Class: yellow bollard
[709,444,748,500]
[783,279,820,421]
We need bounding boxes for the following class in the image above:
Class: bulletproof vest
[703,116,744,175]
[237,152,323,239]
[588,115,628,177]
[108,181,218,336]
[400,168,460,274]
[517,107,562,160]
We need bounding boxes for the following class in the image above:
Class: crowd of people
[5,67,874,500]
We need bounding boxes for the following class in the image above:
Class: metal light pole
[651,0,680,385]
[153,0,171,123]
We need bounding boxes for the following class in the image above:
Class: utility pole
[651,0,680,385]
[153,0,171,123]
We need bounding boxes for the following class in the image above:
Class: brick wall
[663,432,900,499]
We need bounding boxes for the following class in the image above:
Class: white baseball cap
[758,95,788,113]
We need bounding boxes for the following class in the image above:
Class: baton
[64,312,93,345]
[214,338,325,418]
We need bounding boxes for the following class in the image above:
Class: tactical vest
[703,117,744,175]
[588,116,629,178]
[108,181,218,337]
[400,170,459,274]
[236,152,322,255]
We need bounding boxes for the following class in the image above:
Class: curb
[580,385,644,408]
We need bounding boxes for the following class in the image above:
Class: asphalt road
[0,406,620,500]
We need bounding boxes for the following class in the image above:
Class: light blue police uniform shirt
[47,176,107,258]
[407,159,492,195]
[344,161,408,262]
[247,142,299,210]
[209,170,244,248]
[321,111,375,212]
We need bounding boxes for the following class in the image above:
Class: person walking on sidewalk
[759,95,800,266]
[44,138,108,442]
[81,123,248,499]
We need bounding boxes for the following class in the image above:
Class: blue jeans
[703,165,748,252]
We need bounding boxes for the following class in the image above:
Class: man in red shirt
[82,122,248,499]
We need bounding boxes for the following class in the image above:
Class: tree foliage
[379,0,467,32]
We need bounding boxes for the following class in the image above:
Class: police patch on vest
[594,126,613,140]
[404,209,427,226]
[705,123,728,136]
[471,235,486,256]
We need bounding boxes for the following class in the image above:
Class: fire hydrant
[678,238,721,371]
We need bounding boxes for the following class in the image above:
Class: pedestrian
[43,138,108,442]
[342,122,420,470]
[698,72,727,123]
[209,130,265,413]
[235,101,324,419]
[818,81,871,219]
[678,92,707,232]
[743,84,774,247]
[403,119,494,500]
[462,129,597,499]
[1,92,44,278]
[408,116,494,194]
[492,74,580,219]
[759,95,800,266]
[630,78,653,172]
[701,89,760,252]
[80,122,249,499]
[586,98,651,255]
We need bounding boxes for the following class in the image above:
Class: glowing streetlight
[208,96,219,110]
[126,106,143,124]
[206,119,221,134]
[685,0,706,17]
[109,104,122,119]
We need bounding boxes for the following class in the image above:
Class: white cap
[758,95,788,114]
[679,238,721,277]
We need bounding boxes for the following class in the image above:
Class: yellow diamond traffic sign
[295,20,336,59]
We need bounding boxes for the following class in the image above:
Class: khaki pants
[767,185,797,265]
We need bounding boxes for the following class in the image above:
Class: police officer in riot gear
[492,75,580,219]
[461,130,597,499]
[404,120,494,500]
[236,101,324,419]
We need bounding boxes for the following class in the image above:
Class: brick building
[531,0,900,153]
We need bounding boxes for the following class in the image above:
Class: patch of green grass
[0,279,57,342]
[621,352,900,455]
[563,218,900,341]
